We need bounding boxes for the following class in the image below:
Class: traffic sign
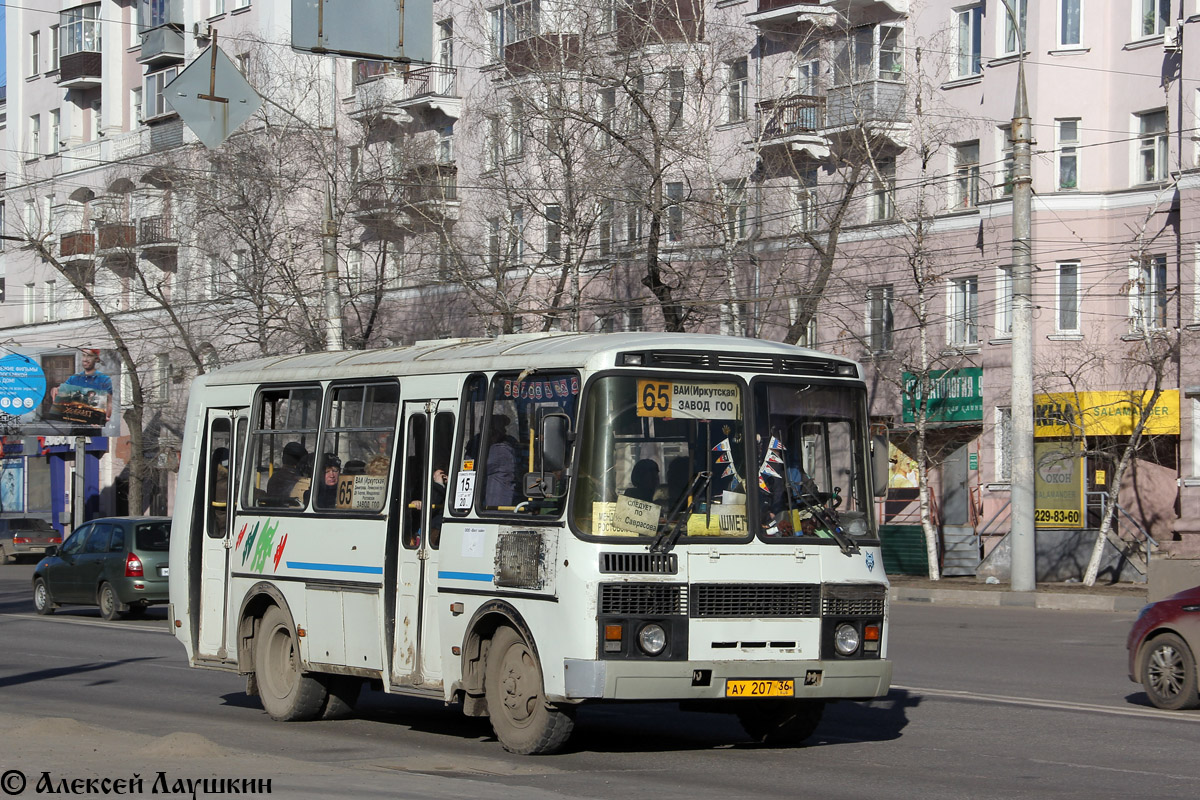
[165,43,264,150]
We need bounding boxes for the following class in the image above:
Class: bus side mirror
[871,434,889,498]
[541,413,570,473]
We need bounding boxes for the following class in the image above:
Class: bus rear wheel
[254,606,327,721]
[484,626,575,755]
[737,699,825,746]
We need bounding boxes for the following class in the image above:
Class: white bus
[169,333,892,754]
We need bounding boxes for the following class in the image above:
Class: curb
[892,586,1147,613]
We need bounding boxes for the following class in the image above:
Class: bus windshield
[752,380,876,543]
[572,375,751,542]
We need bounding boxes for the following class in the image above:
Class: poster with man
[40,349,120,435]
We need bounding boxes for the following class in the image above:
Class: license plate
[725,679,795,698]
[159,567,169,577]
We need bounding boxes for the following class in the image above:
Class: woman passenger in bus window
[315,454,341,508]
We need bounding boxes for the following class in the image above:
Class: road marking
[0,612,172,635]
[893,683,1200,723]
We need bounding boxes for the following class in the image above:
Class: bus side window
[207,418,232,538]
[402,414,428,548]
[450,374,487,517]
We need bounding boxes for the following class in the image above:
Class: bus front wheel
[484,626,575,755]
[254,606,327,721]
[737,699,825,746]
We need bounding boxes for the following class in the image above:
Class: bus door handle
[418,549,429,561]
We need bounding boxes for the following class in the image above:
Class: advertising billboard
[0,347,121,437]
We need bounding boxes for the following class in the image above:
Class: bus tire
[319,675,363,720]
[484,626,575,755]
[737,700,825,746]
[254,606,327,721]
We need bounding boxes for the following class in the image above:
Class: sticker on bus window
[613,495,661,536]
[454,470,476,510]
[337,475,387,510]
[636,380,739,420]
[592,502,635,537]
[686,504,748,537]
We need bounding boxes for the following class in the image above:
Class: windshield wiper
[651,471,712,554]
[791,489,859,556]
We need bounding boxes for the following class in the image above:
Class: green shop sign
[902,368,983,423]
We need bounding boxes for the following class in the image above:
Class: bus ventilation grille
[599,552,679,574]
[822,585,887,617]
[599,583,687,615]
[690,584,821,618]
[495,530,546,590]
[618,350,844,376]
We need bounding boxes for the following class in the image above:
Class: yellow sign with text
[1033,390,1179,438]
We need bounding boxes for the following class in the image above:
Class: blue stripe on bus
[438,571,494,582]
[285,562,385,575]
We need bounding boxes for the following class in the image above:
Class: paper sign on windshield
[636,380,739,420]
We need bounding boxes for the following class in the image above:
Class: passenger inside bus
[264,441,310,507]
[625,458,661,503]
[312,454,341,507]
[484,414,518,508]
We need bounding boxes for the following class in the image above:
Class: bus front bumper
[560,658,892,702]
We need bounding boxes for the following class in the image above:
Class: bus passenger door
[197,410,246,661]
[391,401,456,689]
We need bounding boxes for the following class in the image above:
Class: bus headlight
[638,623,667,656]
[834,623,861,656]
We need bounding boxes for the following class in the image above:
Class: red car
[1127,585,1200,710]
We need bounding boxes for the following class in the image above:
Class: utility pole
[1008,2,1036,592]
[322,186,344,352]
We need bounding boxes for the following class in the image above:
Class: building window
[545,204,562,261]
[957,5,983,77]
[61,4,101,56]
[132,88,144,124]
[598,200,614,256]
[835,24,903,84]
[954,140,980,208]
[866,285,894,353]
[487,6,504,62]
[598,88,616,149]
[1141,0,1169,38]
[0,203,5,251]
[30,31,40,78]
[206,255,223,300]
[1057,261,1080,332]
[999,125,1014,196]
[153,354,171,406]
[508,98,525,159]
[486,115,503,171]
[1059,0,1081,46]
[145,66,180,120]
[792,168,818,231]
[995,406,1012,483]
[1137,109,1168,183]
[996,265,1013,336]
[28,115,41,158]
[91,100,103,140]
[726,58,748,123]
[507,0,539,44]
[668,68,685,131]
[508,207,525,264]
[788,300,818,347]
[233,0,251,9]
[1131,254,1169,330]
[44,281,58,322]
[872,157,895,221]
[624,202,642,247]
[49,110,61,155]
[24,284,37,325]
[50,25,60,70]
[487,217,502,270]
[1002,0,1028,55]
[949,276,979,346]
[667,182,684,243]
[1056,118,1079,190]
[723,179,747,241]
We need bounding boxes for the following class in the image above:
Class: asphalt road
[0,561,1197,800]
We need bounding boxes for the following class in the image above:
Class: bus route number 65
[639,380,672,417]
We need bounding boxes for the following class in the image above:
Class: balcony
[352,167,459,239]
[58,51,102,89]
[59,231,96,261]
[616,0,704,48]
[503,34,583,76]
[96,222,136,252]
[351,63,461,128]
[139,215,176,246]
[825,80,908,139]
[755,93,829,160]
[138,25,184,67]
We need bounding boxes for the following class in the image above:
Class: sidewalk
[888,574,1148,613]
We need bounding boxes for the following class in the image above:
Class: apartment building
[2,0,1197,571]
